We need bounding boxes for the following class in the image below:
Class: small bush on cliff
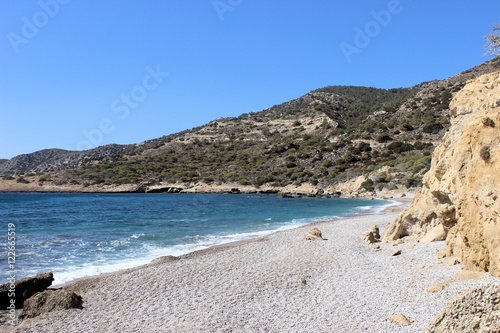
[386,142,414,154]
[360,179,375,192]
[376,133,392,143]
[16,176,30,184]
[423,123,444,134]
[484,22,500,56]
[38,175,51,182]
[405,177,422,188]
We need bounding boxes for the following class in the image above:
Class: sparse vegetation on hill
[1,57,499,194]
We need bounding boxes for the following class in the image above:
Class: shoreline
[8,198,500,332]
[0,177,417,200]
[53,198,406,289]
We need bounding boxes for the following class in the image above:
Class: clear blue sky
[0,0,498,159]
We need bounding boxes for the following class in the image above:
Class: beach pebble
[425,284,445,293]
[390,313,412,325]
[392,249,402,256]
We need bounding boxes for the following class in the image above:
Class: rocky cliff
[382,70,500,276]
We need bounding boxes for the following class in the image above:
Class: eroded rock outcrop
[382,71,500,276]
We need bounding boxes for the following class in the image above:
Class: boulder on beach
[0,272,54,310]
[22,289,82,318]
[303,227,324,240]
[360,225,380,244]
[149,255,180,265]
[419,224,447,244]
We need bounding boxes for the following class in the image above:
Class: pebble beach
[7,204,500,332]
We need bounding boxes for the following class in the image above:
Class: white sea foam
[353,200,400,215]
[52,201,395,286]
[53,227,303,285]
[53,259,154,286]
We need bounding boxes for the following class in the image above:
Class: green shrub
[386,142,414,154]
[422,123,443,134]
[376,173,392,183]
[203,177,214,184]
[376,134,392,143]
[38,175,51,182]
[413,141,433,150]
[358,142,372,152]
[16,177,30,184]
[405,177,422,188]
[360,179,374,192]
[401,123,414,131]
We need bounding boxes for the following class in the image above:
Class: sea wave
[4,194,396,287]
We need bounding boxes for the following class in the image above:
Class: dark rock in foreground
[0,273,54,310]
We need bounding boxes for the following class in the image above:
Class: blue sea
[0,193,395,285]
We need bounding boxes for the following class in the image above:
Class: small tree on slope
[484,22,500,56]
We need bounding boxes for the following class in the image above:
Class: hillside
[1,57,499,195]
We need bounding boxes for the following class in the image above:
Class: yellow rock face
[445,107,500,275]
[449,72,500,116]
[382,71,500,276]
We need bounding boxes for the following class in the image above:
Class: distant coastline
[0,176,416,200]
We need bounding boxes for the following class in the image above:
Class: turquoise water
[0,193,394,285]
